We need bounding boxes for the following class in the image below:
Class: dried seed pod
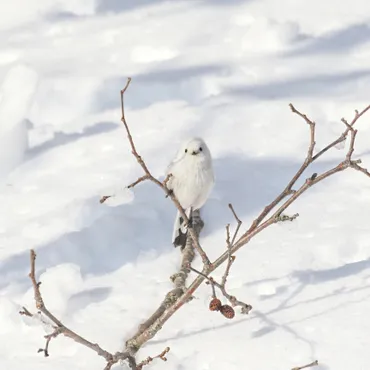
[209,298,222,311]
[220,304,235,319]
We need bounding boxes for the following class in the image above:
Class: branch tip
[292,360,319,370]
[99,195,112,204]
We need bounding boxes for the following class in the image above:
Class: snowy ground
[1,1,370,369]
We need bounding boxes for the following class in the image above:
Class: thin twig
[137,347,170,370]
[207,277,217,299]
[127,175,150,189]
[189,266,251,313]
[226,224,231,247]
[241,103,370,237]
[341,117,353,131]
[346,129,357,161]
[289,103,316,160]
[228,203,242,245]
[291,359,319,370]
[350,161,370,177]
[99,195,111,204]
[19,306,33,317]
[221,246,235,287]
[188,265,215,292]
[312,104,370,161]
[25,250,133,369]
[244,103,315,233]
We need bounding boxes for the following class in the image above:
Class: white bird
[166,137,214,249]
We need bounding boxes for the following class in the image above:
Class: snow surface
[0,64,38,178]
[1,1,370,369]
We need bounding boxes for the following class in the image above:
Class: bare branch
[225,223,231,248]
[99,195,111,204]
[313,104,370,161]
[245,105,315,233]
[189,266,217,298]
[289,103,316,160]
[19,306,33,317]
[289,103,315,126]
[228,203,242,245]
[207,277,217,299]
[190,266,252,314]
[120,78,152,177]
[291,360,319,370]
[25,250,133,369]
[130,210,202,342]
[208,104,370,296]
[116,78,211,266]
[137,347,170,370]
[345,129,357,162]
[245,104,370,234]
[127,175,150,189]
[26,80,370,369]
[101,79,211,265]
[221,248,234,287]
[122,100,369,356]
[228,203,241,224]
[341,117,353,131]
[350,161,370,177]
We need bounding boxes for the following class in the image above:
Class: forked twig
[120,97,370,354]
[228,203,242,245]
[289,103,316,160]
[101,78,211,267]
[22,79,370,369]
[137,347,170,370]
[244,103,370,235]
[221,242,235,287]
[190,265,252,314]
[312,105,370,161]
[128,175,150,188]
[24,250,134,369]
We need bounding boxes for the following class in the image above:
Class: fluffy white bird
[166,137,214,248]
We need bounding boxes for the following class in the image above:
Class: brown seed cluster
[209,298,235,319]
[209,298,222,311]
[220,304,235,319]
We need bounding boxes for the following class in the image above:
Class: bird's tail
[172,208,192,249]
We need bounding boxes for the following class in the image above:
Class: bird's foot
[186,217,193,229]
[165,189,173,198]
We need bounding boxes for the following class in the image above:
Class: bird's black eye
[199,147,203,151]
[185,149,188,153]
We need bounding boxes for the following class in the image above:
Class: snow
[0,64,38,179]
[1,1,370,370]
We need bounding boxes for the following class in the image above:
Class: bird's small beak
[191,151,198,156]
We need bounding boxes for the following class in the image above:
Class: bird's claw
[166,189,174,198]
[186,217,193,228]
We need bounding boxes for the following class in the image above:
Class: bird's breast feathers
[168,159,214,210]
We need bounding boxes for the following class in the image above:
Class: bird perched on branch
[166,137,214,249]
